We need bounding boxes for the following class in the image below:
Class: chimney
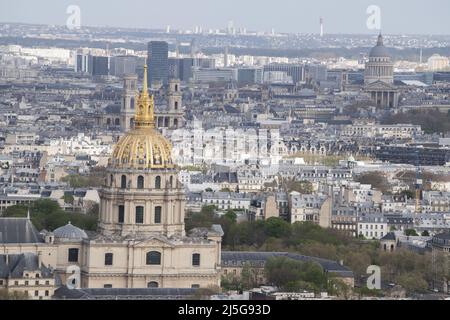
[37,251,42,267]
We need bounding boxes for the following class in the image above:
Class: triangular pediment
[133,235,176,248]
[365,80,396,90]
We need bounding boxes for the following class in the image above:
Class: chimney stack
[37,251,42,267]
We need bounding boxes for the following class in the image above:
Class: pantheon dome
[369,34,391,58]
[364,34,394,85]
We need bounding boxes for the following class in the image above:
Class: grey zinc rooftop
[53,222,88,241]
[0,218,44,244]
[221,251,354,278]
[0,253,53,278]
[54,287,198,300]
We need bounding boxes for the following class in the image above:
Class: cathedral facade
[1,66,223,290]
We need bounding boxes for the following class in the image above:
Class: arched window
[146,251,161,265]
[135,206,144,224]
[147,281,159,288]
[155,176,161,189]
[110,174,114,187]
[155,206,162,224]
[130,97,135,110]
[106,118,111,125]
[173,119,178,128]
[115,118,120,126]
[104,253,113,266]
[174,101,178,110]
[121,175,127,189]
[137,175,144,189]
[192,253,200,266]
[175,84,178,92]
[169,176,173,188]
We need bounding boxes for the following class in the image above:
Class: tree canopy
[3,199,98,231]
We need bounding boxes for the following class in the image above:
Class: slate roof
[380,232,397,241]
[433,232,450,240]
[221,251,354,278]
[53,222,88,241]
[0,253,53,278]
[104,104,121,115]
[214,172,238,183]
[54,286,198,300]
[0,218,44,243]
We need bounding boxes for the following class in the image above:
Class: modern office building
[192,68,236,83]
[147,41,169,87]
[75,54,109,76]
[90,56,109,76]
[237,68,263,86]
[110,55,138,77]
[263,64,305,84]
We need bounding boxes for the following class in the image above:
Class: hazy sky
[1,0,449,35]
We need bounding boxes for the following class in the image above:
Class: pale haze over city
[1,0,450,34]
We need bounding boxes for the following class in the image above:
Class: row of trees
[221,257,352,298]
[3,199,98,231]
[381,108,450,134]
[186,206,450,296]
[61,166,107,188]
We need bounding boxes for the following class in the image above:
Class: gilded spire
[134,64,155,129]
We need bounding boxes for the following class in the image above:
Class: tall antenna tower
[320,17,324,37]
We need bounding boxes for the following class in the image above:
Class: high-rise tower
[147,41,169,87]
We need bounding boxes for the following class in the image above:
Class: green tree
[404,229,419,237]
[265,256,327,292]
[264,217,291,238]
[3,199,98,231]
[327,278,352,299]
[400,190,415,199]
[421,230,430,236]
[397,273,428,294]
[241,263,260,290]
[223,210,237,223]
[221,274,242,291]
[62,194,74,205]
[185,205,217,231]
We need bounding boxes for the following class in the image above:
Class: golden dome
[110,65,174,170]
